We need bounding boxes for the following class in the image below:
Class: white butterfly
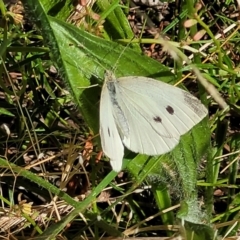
[100,71,208,172]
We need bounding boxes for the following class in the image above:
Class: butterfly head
[104,70,117,83]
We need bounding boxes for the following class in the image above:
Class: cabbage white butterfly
[100,71,208,172]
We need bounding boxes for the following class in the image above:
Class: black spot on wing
[166,106,174,115]
[153,116,162,123]
[108,127,111,137]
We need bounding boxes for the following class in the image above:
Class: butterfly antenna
[111,13,148,75]
[111,36,135,74]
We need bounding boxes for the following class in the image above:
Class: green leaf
[95,0,138,44]
[0,107,14,116]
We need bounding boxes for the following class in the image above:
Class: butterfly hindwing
[100,82,124,172]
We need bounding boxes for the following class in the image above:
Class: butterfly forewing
[110,76,207,155]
